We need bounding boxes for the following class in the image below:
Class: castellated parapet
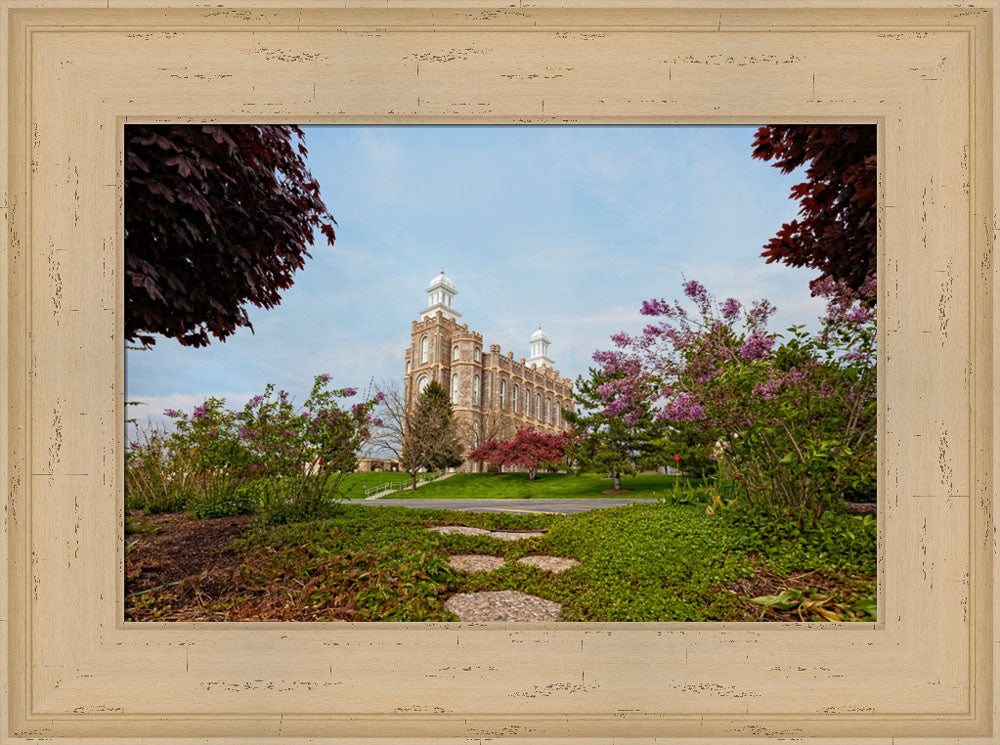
[404,273,573,473]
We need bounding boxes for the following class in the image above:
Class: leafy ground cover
[125,500,875,622]
[385,472,701,499]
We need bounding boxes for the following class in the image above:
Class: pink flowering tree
[594,278,876,522]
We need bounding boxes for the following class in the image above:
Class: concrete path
[356,497,657,514]
[363,471,455,500]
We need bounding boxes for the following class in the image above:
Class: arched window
[474,347,481,362]
[452,373,459,400]
[545,397,551,424]
[536,393,542,419]
[452,345,459,360]
[473,375,480,404]
[525,388,531,417]
[421,335,429,364]
[417,375,429,394]
[499,379,507,409]
[513,384,519,412]
[406,360,411,373]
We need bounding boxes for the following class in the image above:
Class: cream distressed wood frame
[0,1,997,743]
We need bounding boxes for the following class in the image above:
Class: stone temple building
[404,270,574,472]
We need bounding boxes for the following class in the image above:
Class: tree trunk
[613,472,622,491]
[529,467,537,481]
[410,471,418,490]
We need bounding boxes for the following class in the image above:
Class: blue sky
[126,125,823,433]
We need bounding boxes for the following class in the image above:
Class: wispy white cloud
[129,125,833,409]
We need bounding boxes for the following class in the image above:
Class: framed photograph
[1,1,996,742]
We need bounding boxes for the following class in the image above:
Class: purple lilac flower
[847,305,873,324]
[375,391,386,402]
[192,402,210,420]
[747,299,777,326]
[783,368,807,385]
[238,426,253,440]
[640,299,673,316]
[682,280,708,306]
[740,333,774,360]
[721,297,742,321]
[163,408,180,417]
[317,374,331,383]
[661,393,704,422]
[753,378,781,400]
[342,387,358,397]
[249,395,264,407]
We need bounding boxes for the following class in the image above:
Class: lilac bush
[234,375,380,522]
[163,396,252,515]
[127,376,379,523]
[594,277,876,522]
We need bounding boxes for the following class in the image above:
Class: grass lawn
[125,501,876,623]
[335,471,431,499]
[384,472,700,499]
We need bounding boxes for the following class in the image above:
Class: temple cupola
[527,325,555,368]
[420,269,462,322]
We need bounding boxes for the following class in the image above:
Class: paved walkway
[357,497,657,514]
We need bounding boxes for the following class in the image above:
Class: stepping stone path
[428,525,546,541]
[448,554,506,573]
[517,555,580,574]
[445,590,562,622]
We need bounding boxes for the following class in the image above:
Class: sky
[126,124,825,435]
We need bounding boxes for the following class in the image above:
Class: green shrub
[255,476,346,525]
[187,479,264,519]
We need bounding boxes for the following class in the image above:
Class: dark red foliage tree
[752,125,877,294]
[125,124,337,347]
[472,428,568,481]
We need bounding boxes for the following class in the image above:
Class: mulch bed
[600,489,633,495]
[125,511,251,602]
[726,562,868,622]
[125,511,380,622]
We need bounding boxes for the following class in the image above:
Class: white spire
[527,324,555,368]
[420,268,461,321]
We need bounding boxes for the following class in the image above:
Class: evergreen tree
[400,381,464,487]
[563,367,665,492]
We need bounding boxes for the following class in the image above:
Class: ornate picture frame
[1,1,996,742]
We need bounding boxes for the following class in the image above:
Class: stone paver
[517,555,580,574]
[448,554,506,573]
[428,526,546,541]
[488,530,547,542]
[444,590,562,622]
[429,525,492,537]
